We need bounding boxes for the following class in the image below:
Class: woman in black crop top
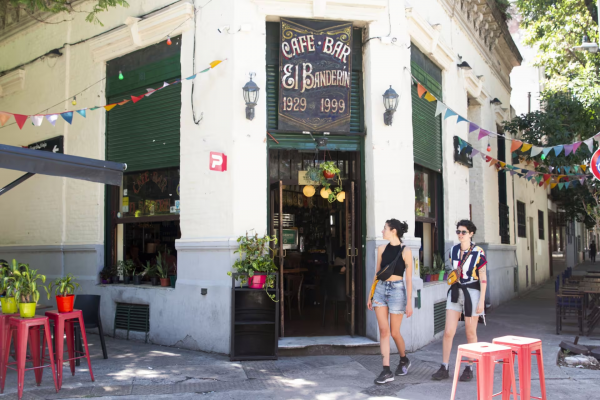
[367,219,413,384]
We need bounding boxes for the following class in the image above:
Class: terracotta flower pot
[160,278,170,287]
[56,294,75,313]
[323,170,335,179]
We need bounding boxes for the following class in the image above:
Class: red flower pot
[56,294,75,313]
[160,278,170,287]
[248,274,267,289]
[323,170,335,179]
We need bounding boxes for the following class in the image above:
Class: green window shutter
[266,23,364,133]
[106,55,181,172]
[267,132,361,151]
[411,62,442,172]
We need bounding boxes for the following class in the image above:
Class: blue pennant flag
[457,115,468,124]
[554,145,564,156]
[76,109,86,118]
[565,181,571,189]
[564,166,571,174]
[444,108,458,119]
[60,112,73,125]
[542,147,553,158]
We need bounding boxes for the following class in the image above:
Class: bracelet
[481,280,487,283]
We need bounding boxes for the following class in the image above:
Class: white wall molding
[405,7,454,71]
[0,69,25,98]
[252,0,387,22]
[89,1,194,63]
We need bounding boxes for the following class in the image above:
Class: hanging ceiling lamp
[303,185,315,197]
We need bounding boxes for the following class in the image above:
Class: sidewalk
[2,266,599,399]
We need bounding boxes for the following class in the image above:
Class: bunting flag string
[0,59,227,130]
[410,73,600,160]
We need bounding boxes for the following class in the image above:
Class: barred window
[517,201,526,238]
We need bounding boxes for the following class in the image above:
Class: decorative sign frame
[279,18,353,132]
[26,135,64,154]
[453,136,473,168]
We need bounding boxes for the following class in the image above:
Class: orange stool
[450,342,518,400]
[493,336,547,400]
[45,310,94,389]
[1,316,58,399]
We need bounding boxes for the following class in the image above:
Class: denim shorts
[372,280,407,314]
[446,287,484,317]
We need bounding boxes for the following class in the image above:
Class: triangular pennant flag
[13,114,28,129]
[469,122,479,133]
[525,171,536,178]
[584,138,594,152]
[521,143,533,152]
[457,115,468,123]
[565,182,571,189]
[162,82,170,88]
[0,112,11,127]
[209,60,222,68]
[435,101,447,117]
[551,183,557,189]
[104,104,117,112]
[558,183,565,190]
[471,148,480,157]
[199,67,211,73]
[459,140,468,152]
[535,175,543,183]
[499,161,506,168]
[131,95,144,104]
[534,161,540,168]
[117,99,130,106]
[510,140,523,152]
[90,107,100,111]
[424,92,436,102]
[186,74,197,81]
[549,166,554,173]
[543,174,551,182]
[572,142,582,153]
[580,177,586,185]
[530,146,543,157]
[554,145,564,156]
[444,108,458,120]
[478,129,490,140]
[489,158,497,167]
[145,89,157,97]
[574,165,579,173]
[60,112,73,125]
[45,114,58,126]
[581,165,587,172]
[30,115,44,127]
[76,109,86,118]
[564,144,574,156]
[564,166,571,174]
[542,147,553,158]
[594,132,600,141]
[510,170,517,176]
[417,83,427,98]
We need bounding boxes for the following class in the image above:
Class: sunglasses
[456,230,470,235]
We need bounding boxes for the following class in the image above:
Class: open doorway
[268,149,363,338]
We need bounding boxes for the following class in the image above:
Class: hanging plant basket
[323,170,335,179]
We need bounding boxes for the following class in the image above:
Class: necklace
[460,243,471,252]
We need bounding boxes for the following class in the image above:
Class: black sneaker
[431,364,449,380]
[459,366,473,382]
[374,369,394,384]
[395,357,411,376]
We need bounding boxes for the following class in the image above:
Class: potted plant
[169,261,177,289]
[155,252,170,287]
[304,162,344,203]
[111,263,120,284]
[46,274,79,313]
[8,264,47,318]
[144,262,159,286]
[119,260,135,284]
[321,161,339,179]
[133,264,143,285]
[422,266,431,282]
[0,260,18,314]
[100,265,112,284]
[227,231,278,301]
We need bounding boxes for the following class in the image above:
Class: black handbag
[376,246,404,281]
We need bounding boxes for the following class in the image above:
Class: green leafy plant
[8,263,47,305]
[304,162,343,203]
[118,259,135,277]
[143,261,156,278]
[46,274,79,299]
[99,265,112,280]
[9,0,130,26]
[433,252,446,274]
[227,231,278,301]
[155,252,169,279]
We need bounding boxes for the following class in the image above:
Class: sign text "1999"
[282,97,346,113]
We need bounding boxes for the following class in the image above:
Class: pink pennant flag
[572,142,582,153]
[45,114,58,126]
[478,129,490,140]
[580,177,586,185]
[471,148,480,157]
[563,144,574,156]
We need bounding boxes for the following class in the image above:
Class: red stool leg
[43,320,59,393]
[28,326,43,386]
[519,346,531,400]
[450,350,463,400]
[16,324,29,400]
[0,318,6,392]
[507,353,518,400]
[77,314,94,382]
[536,348,547,400]
[1,326,13,394]
[476,361,481,400]
[501,353,513,400]
[54,318,65,390]
[65,320,76,376]
[478,356,494,400]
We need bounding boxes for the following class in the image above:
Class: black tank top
[381,244,406,277]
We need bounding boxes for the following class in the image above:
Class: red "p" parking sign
[209,152,227,172]
[591,148,600,181]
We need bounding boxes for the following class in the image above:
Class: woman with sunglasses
[368,219,413,384]
[431,220,487,382]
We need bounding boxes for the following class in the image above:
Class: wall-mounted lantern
[242,73,259,120]
[383,85,399,126]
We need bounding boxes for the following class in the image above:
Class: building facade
[0,0,542,355]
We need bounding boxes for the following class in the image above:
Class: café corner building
[0,0,524,357]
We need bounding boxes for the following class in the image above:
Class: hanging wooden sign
[279,18,353,133]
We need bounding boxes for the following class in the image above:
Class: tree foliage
[9,0,129,26]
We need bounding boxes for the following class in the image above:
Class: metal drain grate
[114,302,150,343]
[434,301,446,334]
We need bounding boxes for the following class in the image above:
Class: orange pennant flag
[551,183,557,189]
[424,92,436,102]
[0,112,11,127]
[510,140,523,153]
[521,143,533,152]
[104,104,117,112]
[489,157,497,167]
[118,99,130,106]
[417,83,427,98]
[581,165,587,172]
[209,60,222,68]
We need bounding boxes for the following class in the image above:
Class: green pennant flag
[558,183,564,190]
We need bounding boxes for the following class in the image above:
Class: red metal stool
[1,315,58,399]
[450,342,518,400]
[493,336,547,400]
[0,313,19,391]
[45,310,94,389]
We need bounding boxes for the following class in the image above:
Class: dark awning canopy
[0,144,126,196]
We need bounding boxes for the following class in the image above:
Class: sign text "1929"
[282,97,345,113]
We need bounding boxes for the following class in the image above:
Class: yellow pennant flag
[551,183,557,189]
[209,60,223,68]
[581,165,587,172]
[424,92,436,102]
[104,104,117,112]
[499,161,506,168]
[521,143,533,152]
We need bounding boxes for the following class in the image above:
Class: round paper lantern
[336,191,346,202]
[320,188,332,199]
[303,185,316,197]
